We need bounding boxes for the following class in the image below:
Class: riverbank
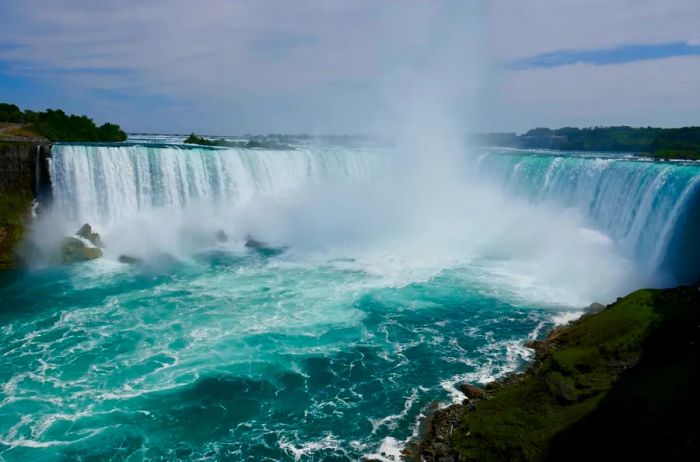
[407,283,700,461]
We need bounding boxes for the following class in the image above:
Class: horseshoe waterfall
[1,140,699,460]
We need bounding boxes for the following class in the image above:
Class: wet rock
[459,383,489,401]
[556,378,577,404]
[484,381,501,391]
[76,223,103,248]
[527,339,552,358]
[244,235,267,249]
[406,403,463,462]
[61,236,102,263]
[215,230,228,243]
[118,255,141,264]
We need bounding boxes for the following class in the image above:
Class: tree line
[475,126,700,160]
[0,103,127,142]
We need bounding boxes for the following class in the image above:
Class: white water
[40,143,700,306]
[9,142,700,461]
[50,144,377,226]
[475,150,700,283]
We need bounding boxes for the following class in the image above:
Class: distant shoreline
[473,126,700,161]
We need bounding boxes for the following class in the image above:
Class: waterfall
[48,143,700,284]
[49,144,378,226]
[475,150,700,283]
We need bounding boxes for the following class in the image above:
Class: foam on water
[475,149,700,283]
[2,142,699,460]
[0,250,564,460]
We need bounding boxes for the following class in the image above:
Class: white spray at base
[33,0,700,309]
[37,139,700,308]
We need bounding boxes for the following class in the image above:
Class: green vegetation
[0,192,32,269]
[0,103,25,124]
[413,284,700,461]
[475,126,700,160]
[184,133,219,146]
[0,102,127,142]
[184,133,294,150]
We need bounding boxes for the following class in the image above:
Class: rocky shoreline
[405,283,700,461]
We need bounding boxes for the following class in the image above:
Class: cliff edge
[409,284,700,461]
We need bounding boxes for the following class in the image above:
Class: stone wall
[0,142,36,195]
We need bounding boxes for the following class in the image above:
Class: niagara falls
[1,1,699,461]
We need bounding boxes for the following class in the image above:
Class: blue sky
[515,41,700,68]
[0,0,699,134]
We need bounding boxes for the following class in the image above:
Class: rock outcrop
[60,223,104,263]
[458,383,489,401]
[244,235,267,249]
[76,223,103,247]
[61,236,103,262]
[118,255,141,264]
[215,230,229,243]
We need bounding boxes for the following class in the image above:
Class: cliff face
[0,142,51,269]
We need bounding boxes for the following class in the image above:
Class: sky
[0,0,699,134]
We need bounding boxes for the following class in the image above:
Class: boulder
[118,255,141,264]
[76,223,103,248]
[215,230,229,243]
[61,236,102,263]
[556,378,577,404]
[244,235,267,249]
[459,383,489,401]
[527,339,553,359]
[404,403,463,461]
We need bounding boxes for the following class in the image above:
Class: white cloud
[492,56,700,131]
[0,0,698,132]
[488,0,700,60]
[688,38,700,46]
[0,0,479,133]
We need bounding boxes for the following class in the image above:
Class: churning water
[1,140,699,460]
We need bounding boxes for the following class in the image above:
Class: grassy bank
[410,284,700,461]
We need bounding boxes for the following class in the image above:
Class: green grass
[446,287,699,461]
[0,124,42,139]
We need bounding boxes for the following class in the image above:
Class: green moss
[0,192,32,269]
[444,286,699,461]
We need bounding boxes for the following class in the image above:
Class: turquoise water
[1,143,699,460]
[0,249,560,461]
